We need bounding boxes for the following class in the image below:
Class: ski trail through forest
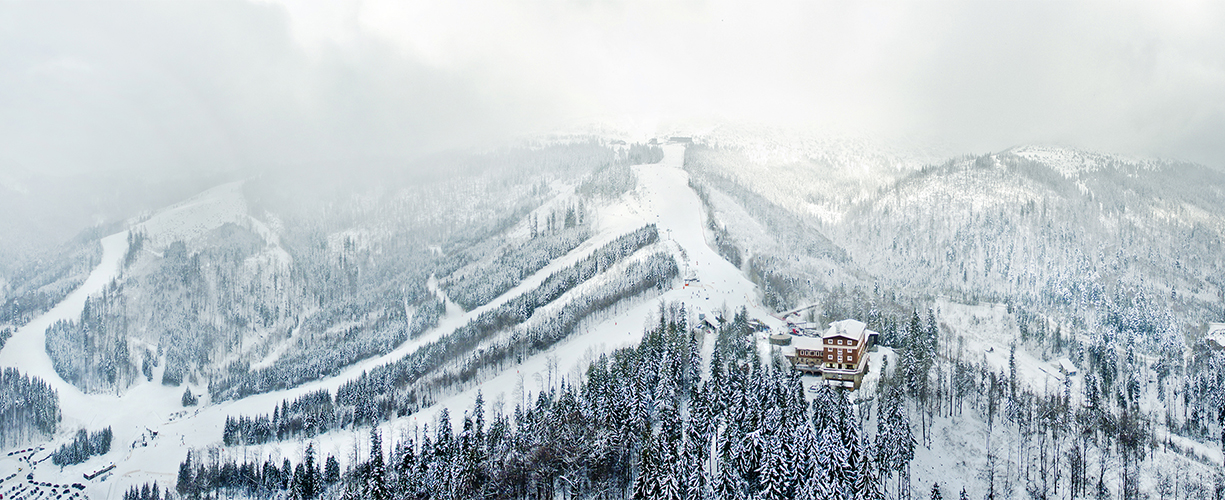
[0,231,130,425]
[0,144,793,498]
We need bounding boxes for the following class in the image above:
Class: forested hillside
[5,136,1224,500]
[27,140,672,406]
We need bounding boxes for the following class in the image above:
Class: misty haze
[1,2,1224,500]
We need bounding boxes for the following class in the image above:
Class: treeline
[50,427,113,466]
[221,226,670,443]
[577,162,638,199]
[689,179,742,268]
[209,228,656,403]
[222,253,677,446]
[191,308,913,499]
[209,282,451,400]
[434,251,679,390]
[1,232,102,327]
[408,294,445,339]
[0,368,60,448]
[623,142,665,165]
[443,224,591,311]
[223,390,337,446]
[330,224,662,424]
[45,288,138,393]
[0,326,11,351]
[168,445,340,500]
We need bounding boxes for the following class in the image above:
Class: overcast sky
[2,0,1224,181]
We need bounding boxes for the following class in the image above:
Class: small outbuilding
[769,333,792,345]
[1206,323,1225,350]
[1057,358,1078,377]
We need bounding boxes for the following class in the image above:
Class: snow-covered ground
[936,299,1068,393]
[133,182,249,249]
[311,143,792,463]
[4,143,1220,500]
[0,144,794,497]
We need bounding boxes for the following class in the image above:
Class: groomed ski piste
[4,143,1220,499]
[1,144,868,498]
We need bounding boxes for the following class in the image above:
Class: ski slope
[194,143,796,474]
[0,231,129,420]
[0,144,793,497]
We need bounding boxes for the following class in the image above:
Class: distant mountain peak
[1006,145,1171,178]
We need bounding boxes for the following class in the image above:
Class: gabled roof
[823,319,871,342]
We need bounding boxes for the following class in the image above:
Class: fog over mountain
[2,2,1224,500]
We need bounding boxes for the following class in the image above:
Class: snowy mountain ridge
[0,136,1222,500]
[1007,144,1181,178]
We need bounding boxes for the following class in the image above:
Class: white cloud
[2,0,1224,176]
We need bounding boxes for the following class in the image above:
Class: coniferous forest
[0,367,60,448]
[180,306,916,500]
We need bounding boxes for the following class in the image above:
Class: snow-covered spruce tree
[631,433,661,499]
[363,428,391,500]
[181,387,197,407]
[756,433,788,500]
[193,308,897,498]
[855,438,884,500]
[324,454,341,485]
[876,387,916,497]
[176,451,194,499]
[0,368,59,447]
[292,442,320,500]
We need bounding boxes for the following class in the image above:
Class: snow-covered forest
[183,308,917,500]
[2,136,1224,500]
[0,368,59,448]
[5,2,1225,498]
[31,140,662,398]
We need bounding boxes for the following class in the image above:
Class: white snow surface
[0,145,793,497]
[4,143,1220,500]
[131,181,250,249]
[3,145,1220,500]
[1009,145,1168,178]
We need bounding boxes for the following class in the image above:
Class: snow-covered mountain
[0,135,1222,500]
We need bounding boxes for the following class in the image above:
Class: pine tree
[930,481,943,500]
[176,451,194,498]
[855,439,884,500]
[685,443,709,500]
[795,474,823,500]
[756,436,788,500]
[281,458,293,490]
[324,455,340,484]
[713,462,747,500]
[632,436,660,499]
[658,446,684,500]
[294,442,319,499]
[364,428,390,500]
